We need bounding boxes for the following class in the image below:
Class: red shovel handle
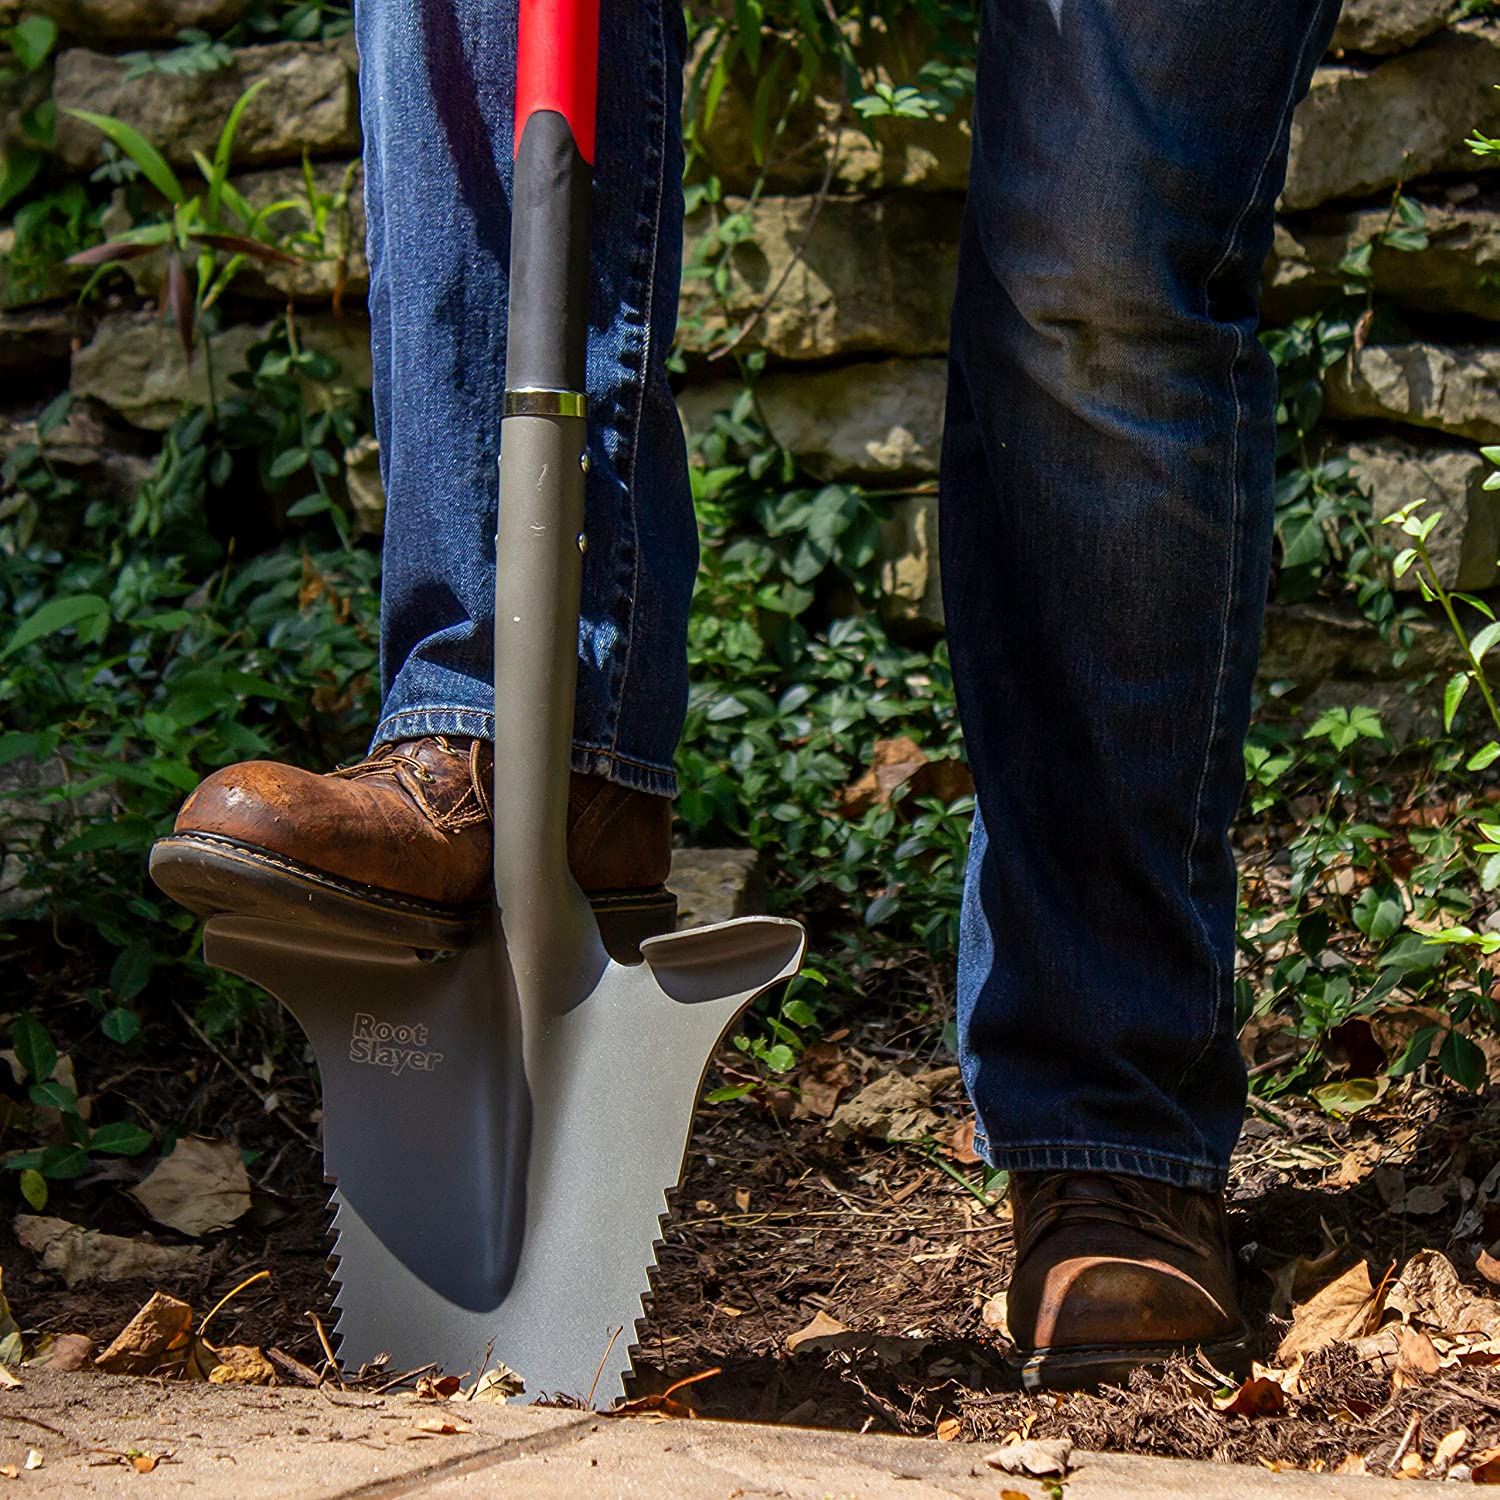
[505,0,599,396]
[515,0,599,164]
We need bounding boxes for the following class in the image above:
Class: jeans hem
[370,708,679,798]
[976,1140,1228,1193]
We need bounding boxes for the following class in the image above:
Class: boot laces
[1016,1175,1206,1262]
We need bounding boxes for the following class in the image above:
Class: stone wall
[6,0,1500,702]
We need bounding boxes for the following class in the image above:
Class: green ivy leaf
[37,1144,89,1180]
[763,1043,796,1073]
[1,594,109,659]
[1388,1024,1439,1078]
[10,1016,55,1085]
[89,1121,153,1156]
[705,1082,758,1104]
[6,14,57,72]
[1468,741,1500,772]
[1444,671,1470,732]
[1438,1029,1486,1091]
[101,1007,141,1046]
[28,1081,78,1114]
[18,1168,46,1212]
[1310,1078,1384,1117]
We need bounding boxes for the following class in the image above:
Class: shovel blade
[203,909,803,1402]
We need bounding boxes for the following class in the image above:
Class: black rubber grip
[506,110,591,394]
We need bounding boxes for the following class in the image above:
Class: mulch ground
[7,952,1500,1480]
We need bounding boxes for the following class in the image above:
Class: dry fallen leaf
[130,1137,252,1237]
[827,1067,961,1145]
[130,1453,160,1474]
[207,1344,275,1386]
[1478,1249,1500,1288]
[611,1367,719,1421]
[981,1292,1009,1336]
[1397,1451,1424,1477]
[733,1188,751,1213]
[1393,1326,1442,1388]
[1433,1426,1470,1472]
[22,1452,39,1472]
[1276,1260,1379,1361]
[1387,1249,1500,1340]
[947,1119,981,1165]
[791,1042,852,1121]
[1333,1452,1368,1475]
[786,1310,848,1353]
[466,1363,525,1404]
[839,737,972,819]
[415,1417,472,1435]
[94,1292,193,1376]
[0,1269,22,1369]
[23,1332,93,1372]
[1474,1445,1500,1483]
[1327,1141,1382,1189]
[415,1373,462,1400]
[936,1417,961,1441]
[0,1465,15,1479]
[1389,1183,1451,1217]
[1267,1245,1347,1319]
[1213,1374,1286,1417]
[985,1437,1073,1478]
[15,1215,204,1289]
[0,1368,17,1391]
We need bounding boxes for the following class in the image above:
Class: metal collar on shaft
[504,387,587,418]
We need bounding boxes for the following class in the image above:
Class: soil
[7,950,1500,1481]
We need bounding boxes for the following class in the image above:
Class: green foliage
[63,83,316,353]
[0,13,59,225]
[3,1013,154,1207]
[118,29,235,81]
[1,14,56,78]
[1,323,380,1063]
[675,392,969,1072]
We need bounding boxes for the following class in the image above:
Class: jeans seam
[977,1138,1222,1167]
[610,0,667,770]
[976,1144,1227,1190]
[1168,21,1325,1114]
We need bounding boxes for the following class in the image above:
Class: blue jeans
[359,0,1341,1187]
[359,0,694,796]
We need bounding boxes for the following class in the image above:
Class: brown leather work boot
[1004,1171,1251,1390]
[148,736,676,959]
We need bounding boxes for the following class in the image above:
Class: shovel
[200,0,805,1404]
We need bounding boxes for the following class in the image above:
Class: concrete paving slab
[6,1368,1409,1498]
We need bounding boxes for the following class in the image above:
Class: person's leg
[941,0,1342,1380]
[151,0,693,959]
[365,0,695,795]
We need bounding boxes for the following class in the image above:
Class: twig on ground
[170,998,319,1150]
[371,1362,437,1396]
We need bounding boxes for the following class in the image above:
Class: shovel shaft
[494,0,603,965]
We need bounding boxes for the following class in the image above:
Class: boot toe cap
[1014,1255,1238,1353]
[173,761,323,848]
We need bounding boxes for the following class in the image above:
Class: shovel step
[151,832,675,960]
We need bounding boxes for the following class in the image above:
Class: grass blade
[65,108,182,203]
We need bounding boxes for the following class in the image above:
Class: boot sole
[149,831,678,963]
[1004,1328,1254,1392]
